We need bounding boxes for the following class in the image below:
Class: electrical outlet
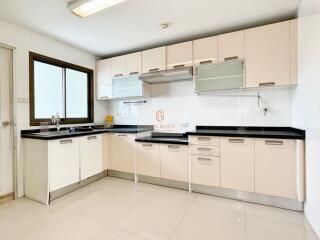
[181,122,189,128]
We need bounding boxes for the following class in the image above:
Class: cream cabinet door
[190,155,220,187]
[220,137,254,192]
[136,143,160,177]
[290,19,298,85]
[218,31,245,62]
[111,55,126,78]
[255,139,297,199]
[96,59,112,100]
[142,47,166,73]
[167,41,193,69]
[79,135,103,180]
[108,133,135,173]
[245,21,291,88]
[160,144,189,182]
[48,138,80,192]
[126,52,142,76]
[193,36,218,65]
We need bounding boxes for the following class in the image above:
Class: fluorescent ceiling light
[68,0,127,18]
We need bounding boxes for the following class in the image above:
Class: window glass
[34,61,64,119]
[66,68,88,118]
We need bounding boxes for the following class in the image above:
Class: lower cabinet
[108,133,135,173]
[136,143,160,177]
[160,144,189,182]
[190,155,221,187]
[255,139,297,199]
[220,137,255,192]
[49,138,80,192]
[79,135,103,180]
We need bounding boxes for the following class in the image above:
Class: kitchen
[0,0,319,239]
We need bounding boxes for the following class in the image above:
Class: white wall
[0,19,107,197]
[292,0,320,237]
[108,81,293,132]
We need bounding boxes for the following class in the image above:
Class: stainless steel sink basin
[32,131,71,137]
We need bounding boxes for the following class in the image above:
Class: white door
[0,47,13,197]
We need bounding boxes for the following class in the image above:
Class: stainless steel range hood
[139,67,193,84]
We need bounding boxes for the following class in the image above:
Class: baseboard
[107,169,135,181]
[49,171,108,202]
[0,193,14,204]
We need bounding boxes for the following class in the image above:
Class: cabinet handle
[149,68,159,72]
[60,139,72,144]
[142,143,153,147]
[198,157,212,162]
[265,140,284,145]
[173,64,185,69]
[224,56,238,61]
[259,82,275,87]
[229,138,244,144]
[114,74,124,77]
[129,71,139,75]
[87,136,97,140]
[198,147,212,151]
[168,145,180,149]
[100,96,109,99]
[117,134,128,137]
[199,60,213,65]
[198,137,211,141]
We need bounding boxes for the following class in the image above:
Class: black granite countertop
[135,132,189,145]
[21,125,153,140]
[186,126,305,140]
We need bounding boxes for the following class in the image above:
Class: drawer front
[190,145,220,156]
[189,136,219,146]
[190,155,220,187]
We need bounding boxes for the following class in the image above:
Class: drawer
[190,145,220,156]
[189,136,219,146]
[190,155,220,187]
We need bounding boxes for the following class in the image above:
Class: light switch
[18,97,29,103]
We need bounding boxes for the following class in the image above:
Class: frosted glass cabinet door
[112,75,143,98]
[194,60,244,92]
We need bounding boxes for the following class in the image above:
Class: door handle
[2,121,11,127]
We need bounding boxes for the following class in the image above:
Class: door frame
[0,43,17,199]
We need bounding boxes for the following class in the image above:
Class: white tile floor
[0,177,318,240]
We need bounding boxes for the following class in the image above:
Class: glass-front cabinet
[194,60,245,93]
[112,75,151,99]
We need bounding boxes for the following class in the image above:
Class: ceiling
[0,0,301,57]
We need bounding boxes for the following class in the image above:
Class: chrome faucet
[51,112,61,132]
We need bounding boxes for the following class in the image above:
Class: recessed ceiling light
[68,0,127,18]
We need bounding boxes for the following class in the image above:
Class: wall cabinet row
[97,19,298,99]
[189,136,299,200]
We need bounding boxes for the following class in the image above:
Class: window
[29,52,94,126]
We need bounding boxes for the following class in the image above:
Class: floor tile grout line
[169,194,197,240]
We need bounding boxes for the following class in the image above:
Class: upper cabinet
[126,52,142,76]
[111,55,126,78]
[245,21,291,88]
[218,31,245,62]
[193,36,218,65]
[96,59,112,100]
[166,41,193,69]
[142,47,166,73]
[290,19,298,85]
